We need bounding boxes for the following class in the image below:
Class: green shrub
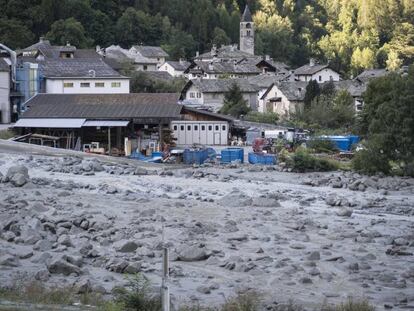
[244,112,279,124]
[292,149,339,172]
[221,291,260,311]
[352,144,391,175]
[307,139,338,153]
[323,299,375,311]
[112,274,161,311]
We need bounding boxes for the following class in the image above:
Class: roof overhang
[45,76,130,80]
[82,120,130,127]
[14,118,86,128]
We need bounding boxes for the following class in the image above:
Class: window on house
[143,65,148,70]
[196,92,201,98]
[222,125,226,131]
[187,125,191,131]
[173,125,177,131]
[215,125,219,131]
[208,125,212,131]
[95,82,105,87]
[80,82,90,87]
[194,125,198,131]
[247,30,251,36]
[190,92,195,98]
[319,75,322,81]
[111,82,121,87]
[330,75,333,81]
[165,66,167,70]
[201,125,205,131]
[204,74,207,77]
[63,82,74,88]
[180,125,184,131]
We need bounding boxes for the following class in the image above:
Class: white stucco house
[129,45,169,68]
[158,60,191,78]
[180,79,259,112]
[40,59,130,94]
[294,59,340,83]
[260,81,307,117]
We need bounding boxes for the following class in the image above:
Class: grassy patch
[322,299,375,311]
[0,129,15,140]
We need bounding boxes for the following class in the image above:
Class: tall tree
[220,83,250,117]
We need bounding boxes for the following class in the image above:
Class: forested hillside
[0,0,413,76]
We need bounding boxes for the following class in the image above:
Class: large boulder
[47,258,81,276]
[178,245,209,262]
[6,165,29,179]
[113,240,139,253]
[10,173,28,187]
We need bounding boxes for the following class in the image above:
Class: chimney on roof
[39,37,45,43]
[179,58,185,65]
[96,45,101,53]
[66,41,71,47]
[309,58,315,67]
[265,55,270,61]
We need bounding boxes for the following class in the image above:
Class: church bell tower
[240,5,254,55]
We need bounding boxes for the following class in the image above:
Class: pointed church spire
[241,5,253,22]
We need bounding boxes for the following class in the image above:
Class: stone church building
[240,5,254,55]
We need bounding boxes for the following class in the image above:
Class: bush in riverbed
[322,299,375,311]
[292,149,339,172]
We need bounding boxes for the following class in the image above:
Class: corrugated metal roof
[83,120,130,127]
[14,118,86,128]
[21,94,182,120]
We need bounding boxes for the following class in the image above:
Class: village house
[260,81,308,117]
[180,78,259,112]
[129,45,169,68]
[293,59,341,83]
[0,58,11,124]
[158,59,191,77]
[99,45,159,72]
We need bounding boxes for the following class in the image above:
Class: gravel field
[0,141,413,310]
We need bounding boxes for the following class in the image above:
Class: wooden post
[161,247,170,311]
[108,127,112,156]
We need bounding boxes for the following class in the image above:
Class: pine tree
[304,80,320,110]
[220,83,250,118]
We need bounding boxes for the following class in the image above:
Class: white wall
[185,85,204,106]
[46,78,130,94]
[0,71,10,124]
[159,63,185,77]
[171,121,228,146]
[297,68,340,83]
[135,63,157,72]
[263,84,302,117]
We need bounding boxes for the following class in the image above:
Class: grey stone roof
[145,71,174,81]
[294,64,330,76]
[276,81,308,101]
[355,69,389,83]
[247,73,290,88]
[20,40,101,59]
[39,58,125,78]
[183,79,259,94]
[165,60,191,71]
[132,46,169,58]
[195,45,257,60]
[22,93,181,119]
[241,5,253,22]
[189,60,260,75]
[0,58,10,71]
[333,80,366,97]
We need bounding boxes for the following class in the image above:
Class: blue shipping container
[248,152,277,165]
[183,149,208,165]
[221,148,244,163]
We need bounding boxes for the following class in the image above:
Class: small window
[222,125,226,131]
[190,92,195,98]
[165,66,168,70]
[247,30,251,36]
[63,82,74,88]
[196,92,201,98]
[180,125,184,131]
[201,125,205,131]
[187,125,191,131]
[330,75,333,81]
[143,65,148,70]
[173,125,178,131]
[80,82,90,87]
[194,125,198,130]
[95,82,105,87]
[215,125,219,131]
[319,75,322,81]
[208,125,212,131]
[111,82,121,87]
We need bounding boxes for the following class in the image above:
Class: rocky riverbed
[0,145,413,310]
